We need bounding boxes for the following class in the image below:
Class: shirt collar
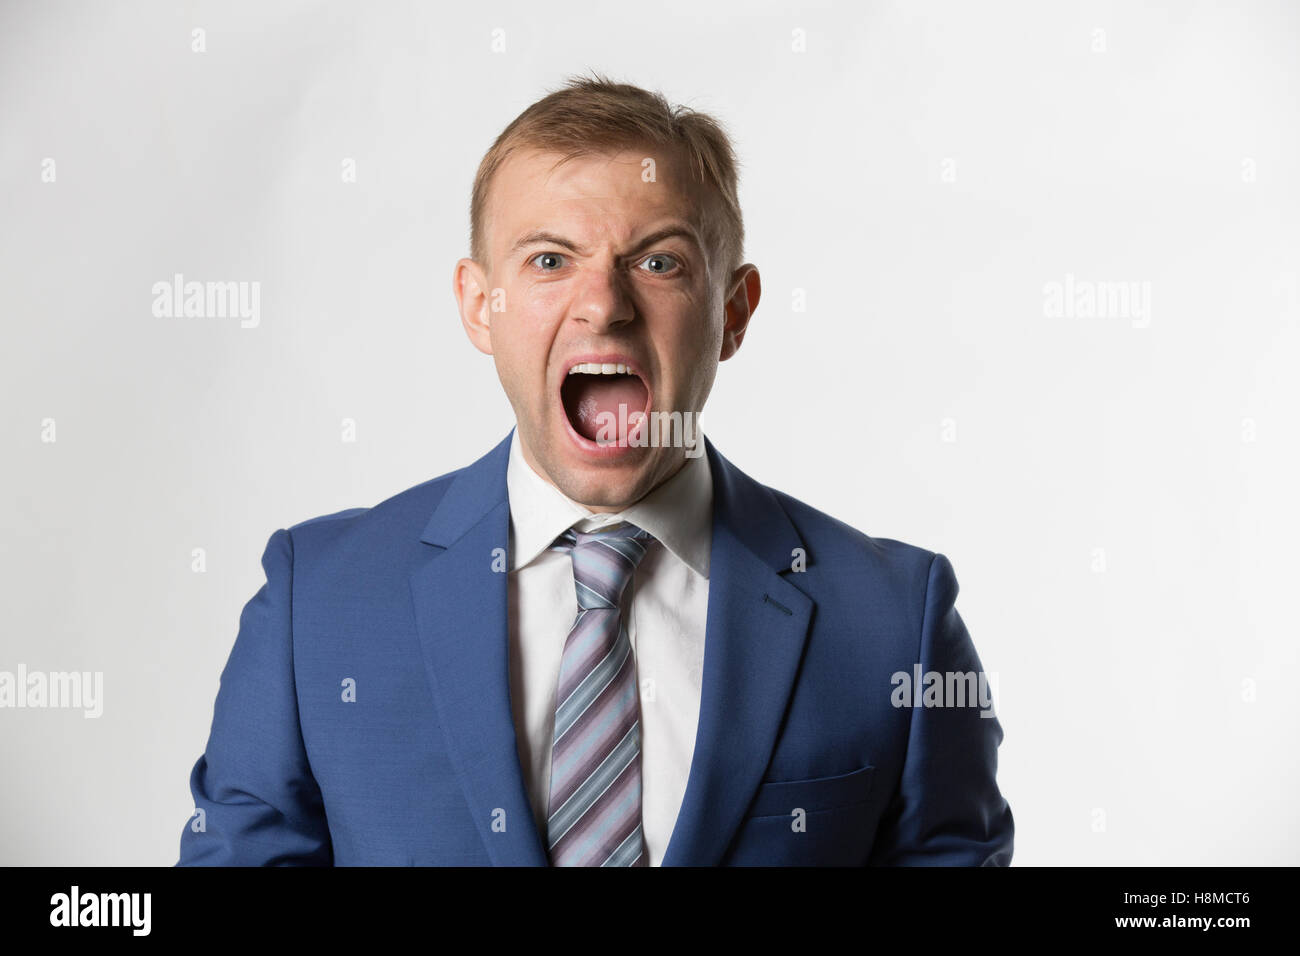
[505,427,713,578]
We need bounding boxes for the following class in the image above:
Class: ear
[719,264,760,361]
[453,257,494,356]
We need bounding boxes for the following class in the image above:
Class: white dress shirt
[505,428,712,866]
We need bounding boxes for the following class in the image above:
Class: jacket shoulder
[768,487,934,561]
[763,486,956,658]
[280,463,466,553]
[766,487,941,590]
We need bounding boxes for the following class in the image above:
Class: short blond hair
[469,72,744,279]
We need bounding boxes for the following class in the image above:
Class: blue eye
[531,252,567,270]
[639,254,681,274]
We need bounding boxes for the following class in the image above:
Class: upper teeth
[568,362,632,375]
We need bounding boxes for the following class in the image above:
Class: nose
[569,264,635,334]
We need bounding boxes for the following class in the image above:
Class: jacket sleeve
[868,553,1014,865]
[177,528,333,865]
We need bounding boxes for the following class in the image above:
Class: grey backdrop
[2,0,1297,865]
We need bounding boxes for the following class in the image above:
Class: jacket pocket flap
[745,764,875,818]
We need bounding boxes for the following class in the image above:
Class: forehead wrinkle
[491,148,714,270]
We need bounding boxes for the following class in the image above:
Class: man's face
[454,145,758,511]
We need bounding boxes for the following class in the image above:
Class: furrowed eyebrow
[626,226,702,257]
[509,224,703,261]
[510,231,586,258]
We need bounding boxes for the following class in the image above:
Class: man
[177,74,1013,866]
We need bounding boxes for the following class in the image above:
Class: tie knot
[551,522,655,610]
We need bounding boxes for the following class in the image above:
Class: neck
[515,431,689,513]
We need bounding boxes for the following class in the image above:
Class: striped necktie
[544,521,655,867]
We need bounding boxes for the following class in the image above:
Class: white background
[2,0,1297,865]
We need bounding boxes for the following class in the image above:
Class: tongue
[566,374,646,441]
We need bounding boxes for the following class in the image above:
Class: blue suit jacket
[177,431,1013,866]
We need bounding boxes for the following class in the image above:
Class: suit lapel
[408,431,548,866]
[661,438,813,866]
[407,431,813,867]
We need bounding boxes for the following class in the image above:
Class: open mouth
[560,360,650,443]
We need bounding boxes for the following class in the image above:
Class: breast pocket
[726,765,878,866]
[745,764,875,818]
